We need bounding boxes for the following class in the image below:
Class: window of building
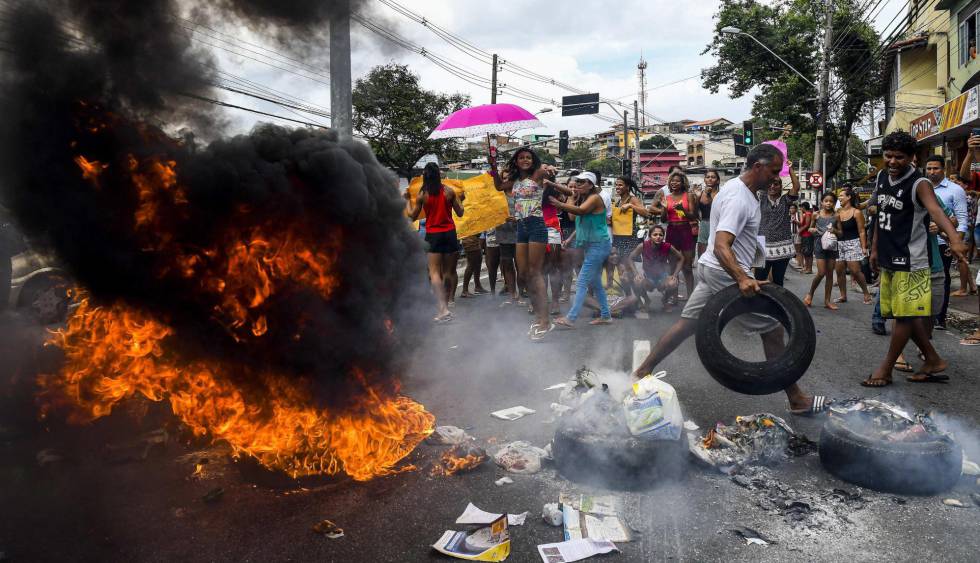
[959,4,980,66]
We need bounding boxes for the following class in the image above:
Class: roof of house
[686,118,732,127]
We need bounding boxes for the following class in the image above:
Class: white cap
[577,171,597,185]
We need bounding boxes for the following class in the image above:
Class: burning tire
[695,283,815,395]
[18,274,70,325]
[552,394,687,489]
[819,416,962,495]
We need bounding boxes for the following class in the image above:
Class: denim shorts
[516,215,548,244]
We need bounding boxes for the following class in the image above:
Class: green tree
[639,135,674,150]
[586,158,623,177]
[540,152,557,166]
[701,0,879,180]
[562,143,592,169]
[353,64,470,178]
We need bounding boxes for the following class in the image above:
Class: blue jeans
[567,241,611,322]
[872,292,884,327]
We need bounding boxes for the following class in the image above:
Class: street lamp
[720,26,817,88]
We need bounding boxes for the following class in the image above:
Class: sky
[203,0,907,140]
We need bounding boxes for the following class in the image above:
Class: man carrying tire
[632,144,821,414]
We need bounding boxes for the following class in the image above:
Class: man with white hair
[632,144,825,415]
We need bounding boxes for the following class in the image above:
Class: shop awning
[910,86,980,144]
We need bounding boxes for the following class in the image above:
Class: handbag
[820,231,838,251]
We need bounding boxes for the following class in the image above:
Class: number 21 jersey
[873,167,931,272]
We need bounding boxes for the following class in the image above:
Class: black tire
[552,417,688,490]
[695,283,815,395]
[819,416,962,495]
[18,274,70,324]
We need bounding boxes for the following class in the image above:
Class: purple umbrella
[428,103,544,139]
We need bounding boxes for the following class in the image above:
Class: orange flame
[430,445,487,476]
[38,151,436,481]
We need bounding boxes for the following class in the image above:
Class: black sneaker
[934,319,947,331]
[871,324,887,336]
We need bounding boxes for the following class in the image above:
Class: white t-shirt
[599,188,613,236]
[699,176,762,274]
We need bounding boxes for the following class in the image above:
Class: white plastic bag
[820,231,838,251]
[622,371,684,440]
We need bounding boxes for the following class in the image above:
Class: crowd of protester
[405,135,980,372]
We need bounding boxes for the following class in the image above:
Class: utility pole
[491,54,498,104]
[813,0,833,176]
[622,110,629,176]
[329,0,353,138]
[633,100,641,185]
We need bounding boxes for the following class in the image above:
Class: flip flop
[860,376,892,388]
[589,317,613,325]
[789,395,831,416]
[893,360,913,373]
[529,322,553,341]
[553,317,575,330]
[907,372,950,383]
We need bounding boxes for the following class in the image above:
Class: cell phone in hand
[973,127,980,138]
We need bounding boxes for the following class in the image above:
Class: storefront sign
[910,109,939,141]
[912,86,980,142]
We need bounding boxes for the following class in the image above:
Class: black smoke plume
[0,0,428,409]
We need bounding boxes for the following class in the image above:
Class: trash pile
[427,426,490,477]
[825,399,943,442]
[432,499,620,562]
[688,413,816,475]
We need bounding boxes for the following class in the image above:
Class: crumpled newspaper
[493,441,550,474]
[688,413,815,474]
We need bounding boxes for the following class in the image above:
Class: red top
[423,185,455,233]
[664,193,691,223]
[799,211,813,238]
[641,240,671,277]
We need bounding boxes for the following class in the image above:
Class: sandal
[893,360,913,373]
[860,376,892,387]
[906,372,950,383]
[834,296,847,304]
[433,312,454,324]
[530,322,553,341]
[589,317,613,325]
[553,317,575,330]
[803,294,813,307]
[960,334,980,346]
[863,294,873,304]
[789,395,831,416]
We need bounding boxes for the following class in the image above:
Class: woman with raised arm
[491,147,555,340]
[658,171,699,300]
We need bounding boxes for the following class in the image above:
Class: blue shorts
[973,224,980,244]
[516,216,548,244]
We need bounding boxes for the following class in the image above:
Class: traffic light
[559,130,569,156]
[622,158,632,177]
[742,120,754,145]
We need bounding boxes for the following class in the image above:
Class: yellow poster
[405,173,510,238]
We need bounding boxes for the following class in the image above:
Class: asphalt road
[1,266,979,562]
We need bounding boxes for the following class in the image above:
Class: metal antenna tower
[637,52,648,129]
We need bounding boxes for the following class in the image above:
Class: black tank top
[873,168,930,271]
[840,214,859,240]
[698,191,713,220]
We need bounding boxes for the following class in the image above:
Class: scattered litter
[104,428,169,463]
[563,505,630,543]
[543,443,553,460]
[623,371,683,440]
[36,448,63,467]
[494,477,514,486]
[689,413,815,474]
[962,458,980,476]
[456,503,527,527]
[971,493,980,507]
[493,441,549,474]
[891,497,907,505]
[544,383,568,391]
[559,493,619,516]
[536,538,618,563]
[542,503,563,526]
[428,426,475,445]
[432,514,510,561]
[449,345,459,350]
[943,498,966,508]
[731,527,774,546]
[202,487,224,503]
[312,519,344,539]
[731,475,752,489]
[683,420,700,432]
[490,406,536,421]
[550,403,572,416]
[828,399,945,442]
[432,444,488,476]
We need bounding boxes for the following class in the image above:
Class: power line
[178,92,328,128]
